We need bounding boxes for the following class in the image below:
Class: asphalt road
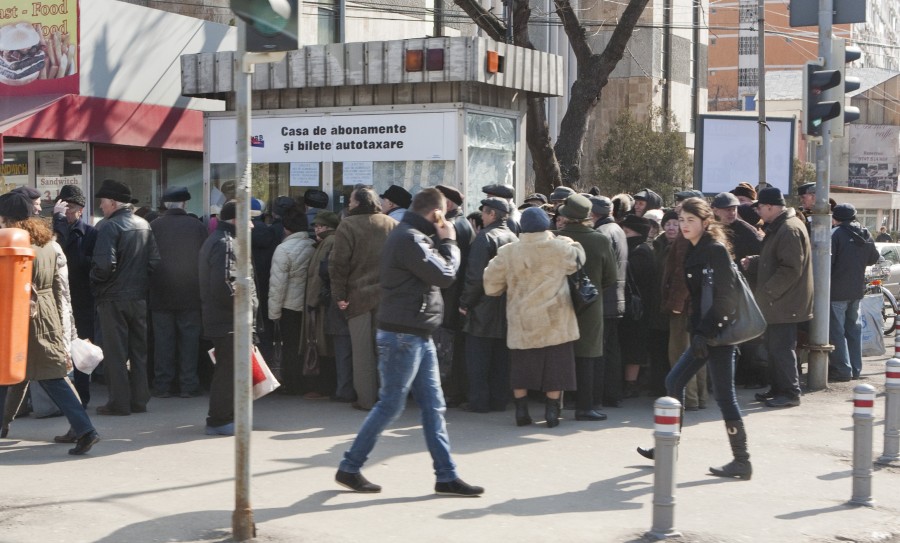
[1,356,899,543]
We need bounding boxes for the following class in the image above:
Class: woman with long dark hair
[637,197,751,480]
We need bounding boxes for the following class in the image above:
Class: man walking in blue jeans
[335,188,484,497]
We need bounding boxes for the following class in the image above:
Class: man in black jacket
[712,192,763,264]
[459,197,518,413]
[91,179,160,416]
[149,186,208,398]
[52,185,97,406]
[336,188,483,497]
[829,203,880,381]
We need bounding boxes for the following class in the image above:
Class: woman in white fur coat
[483,207,585,428]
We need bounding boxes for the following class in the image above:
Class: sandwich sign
[0,0,79,96]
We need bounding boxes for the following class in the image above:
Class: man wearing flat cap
[434,185,475,406]
[828,203,879,382]
[149,186,209,398]
[91,179,161,416]
[742,187,813,408]
[712,192,762,264]
[381,185,412,222]
[631,188,662,218]
[555,195,617,421]
[482,184,520,234]
[459,197,518,413]
[52,185,98,405]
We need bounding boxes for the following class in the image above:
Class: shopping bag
[70,338,104,374]
[860,294,886,357]
[207,345,281,399]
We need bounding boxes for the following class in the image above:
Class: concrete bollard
[877,359,900,465]
[849,384,876,507]
[646,397,682,540]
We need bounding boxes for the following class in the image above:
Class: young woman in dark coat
[637,198,752,480]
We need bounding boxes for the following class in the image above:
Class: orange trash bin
[0,228,35,386]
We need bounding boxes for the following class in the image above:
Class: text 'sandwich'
[0,23,45,86]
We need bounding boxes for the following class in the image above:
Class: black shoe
[1,425,8,438]
[709,460,753,480]
[765,395,800,408]
[575,409,607,421]
[435,478,484,497]
[754,390,776,402]
[179,390,203,398]
[545,398,561,428]
[130,404,147,413]
[54,428,77,443]
[335,470,381,493]
[151,390,172,398]
[637,446,655,460]
[514,398,532,427]
[96,405,130,416]
[69,431,99,455]
[828,374,852,383]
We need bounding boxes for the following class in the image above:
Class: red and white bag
[208,346,280,400]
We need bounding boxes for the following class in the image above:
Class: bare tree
[453,0,651,194]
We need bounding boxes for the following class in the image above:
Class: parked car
[871,243,900,298]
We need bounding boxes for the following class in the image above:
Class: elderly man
[91,179,160,416]
[482,183,519,233]
[149,186,208,398]
[380,185,412,222]
[330,187,397,410]
[712,192,762,264]
[631,188,662,218]
[743,187,813,408]
[52,185,97,405]
[797,182,816,233]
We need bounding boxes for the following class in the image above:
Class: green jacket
[27,242,69,381]
[556,224,618,357]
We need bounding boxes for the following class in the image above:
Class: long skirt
[510,341,576,392]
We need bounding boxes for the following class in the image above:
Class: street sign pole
[807,0,834,391]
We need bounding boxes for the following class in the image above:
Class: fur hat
[620,214,652,240]
[381,185,413,209]
[219,201,237,221]
[58,185,86,207]
[304,189,329,209]
[731,182,757,201]
[94,179,132,203]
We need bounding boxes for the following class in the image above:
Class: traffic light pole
[808,0,835,391]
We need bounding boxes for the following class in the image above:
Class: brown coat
[661,233,691,315]
[747,208,813,324]
[483,231,585,350]
[328,210,397,319]
[27,241,69,381]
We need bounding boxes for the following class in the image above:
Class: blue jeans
[339,330,459,482]
[828,299,862,379]
[666,343,742,422]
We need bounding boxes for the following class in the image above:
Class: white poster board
[695,115,795,195]
[289,163,319,186]
[848,125,900,192]
[343,161,373,185]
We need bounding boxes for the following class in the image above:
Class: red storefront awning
[0,95,204,152]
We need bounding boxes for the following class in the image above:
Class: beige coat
[483,231,585,350]
[268,231,316,320]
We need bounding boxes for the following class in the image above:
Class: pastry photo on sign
[0,21,75,86]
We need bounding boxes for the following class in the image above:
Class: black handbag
[624,264,644,321]
[569,256,600,314]
[701,262,766,347]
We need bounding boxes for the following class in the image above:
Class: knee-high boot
[514,397,532,427]
[709,419,752,480]
[545,397,561,428]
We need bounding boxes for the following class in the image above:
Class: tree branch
[553,0,592,66]
[452,0,507,42]
[597,0,650,76]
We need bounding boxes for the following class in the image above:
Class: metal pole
[646,397,682,540]
[756,0,766,186]
[807,0,834,391]
[894,319,900,359]
[877,358,900,465]
[233,21,256,542]
[849,384,875,507]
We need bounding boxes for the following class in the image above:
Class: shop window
[857,208,879,231]
[466,113,516,213]
[210,162,323,217]
[1,151,29,194]
[332,160,456,215]
[165,155,204,217]
[93,146,160,219]
[36,149,86,217]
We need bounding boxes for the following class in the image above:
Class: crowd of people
[0,177,883,491]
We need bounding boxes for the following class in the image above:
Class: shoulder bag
[569,256,600,315]
[701,262,766,347]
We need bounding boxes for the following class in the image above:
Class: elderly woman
[0,192,99,455]
[484,207,585,428]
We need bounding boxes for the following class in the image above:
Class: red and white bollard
[850,384,876,507]
[647,397,682,540]
[877,359,900,465]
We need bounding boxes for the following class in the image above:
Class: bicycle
[865,264,899,336]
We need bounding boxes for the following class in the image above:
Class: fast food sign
[0,0,78,95]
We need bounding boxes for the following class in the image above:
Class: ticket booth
[180,37,564,214]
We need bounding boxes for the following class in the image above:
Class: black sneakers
[335,470,381,493]
[435,478,484,497]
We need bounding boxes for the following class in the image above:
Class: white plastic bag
[70,338,104,374]
[208,346,280,400]
[860,294,886,357]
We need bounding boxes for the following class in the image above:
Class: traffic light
[803,61,841,139]
[833,38,861,137]
[231,0,299,53]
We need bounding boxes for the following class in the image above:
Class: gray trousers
[96,299,151,413]
[348,311,378,409]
